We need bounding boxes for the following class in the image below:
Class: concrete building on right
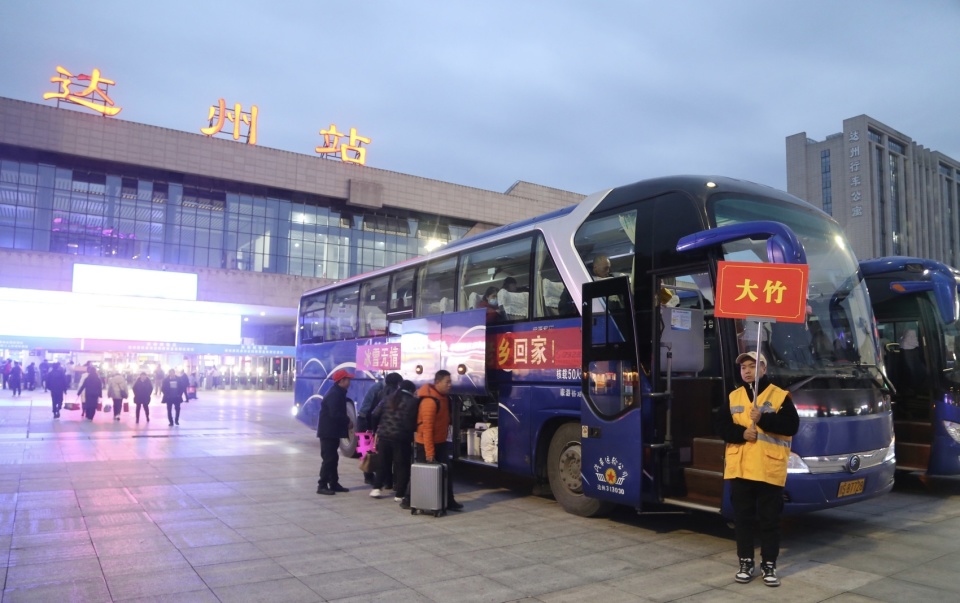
[786,115,960,264]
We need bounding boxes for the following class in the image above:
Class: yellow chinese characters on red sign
[493,327,581,369]
[42,66,121,116]
[201,99,258,145]
[715,261,809,323]
[315,124,371,165]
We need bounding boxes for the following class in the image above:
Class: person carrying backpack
[357,372,402,485]
[400,370,464,512]
[369,379,418,500]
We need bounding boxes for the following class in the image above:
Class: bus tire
[547,422,612,517]
[340,400,358,457]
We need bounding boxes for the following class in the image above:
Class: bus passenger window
[360,275,389,337]
[460,236,533,320]
[535,236,578,319]
[326,285,359,341]
[418,257,458,316]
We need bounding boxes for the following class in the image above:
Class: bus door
[580,276,643,507]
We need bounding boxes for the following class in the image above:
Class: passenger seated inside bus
[474,286,500,321]
[542,278,565,316]
[497,277,528,320]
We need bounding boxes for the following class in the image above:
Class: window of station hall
[0,149,472,280]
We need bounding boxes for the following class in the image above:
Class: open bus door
[580,276,643,510]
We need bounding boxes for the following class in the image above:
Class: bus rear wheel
[547,422,612,517]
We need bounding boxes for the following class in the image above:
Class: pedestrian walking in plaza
[39,358,50,392]
[316,369,353,495]
[25,362,36,391]
[9,362,22,397]
[2,359,11,390]
[161,369,184,426]
[177,370,190,402]
[717,352,799,587]
[47,362,68,418]
[107,372,128,422]
[153,365,164,395]
[132,372,152,423]
[370,379,418,501]
[76,364,103,421]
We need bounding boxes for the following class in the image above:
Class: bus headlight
[787,452,810,474]
[291,405,299,416]
[884,436,896,463]
[945,421,960,444]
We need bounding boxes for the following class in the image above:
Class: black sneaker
[330,484,349,493]
[316,487,335,495]
[398,499,410,509]
[761,562,780,587]
[735,558,756,583]
[447,500,464,512]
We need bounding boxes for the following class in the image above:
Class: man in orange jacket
[400,369,463,511]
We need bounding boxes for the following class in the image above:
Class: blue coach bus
[295,175,895,518]
[860,256,960,475]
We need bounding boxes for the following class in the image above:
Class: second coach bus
[860,256,960,475]
[296,175,895,518]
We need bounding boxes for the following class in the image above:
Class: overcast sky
[1,1,958,198]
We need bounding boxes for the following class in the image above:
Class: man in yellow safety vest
[717,351,799,587]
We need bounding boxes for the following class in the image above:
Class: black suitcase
[410,461,446,517]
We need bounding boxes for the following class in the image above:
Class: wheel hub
[558,442,583,494]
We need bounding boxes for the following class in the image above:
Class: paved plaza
[0,388,958,602]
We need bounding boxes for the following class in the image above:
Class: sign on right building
[786,115,960,265]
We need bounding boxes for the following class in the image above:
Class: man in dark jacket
[317,369,353,495]
[47,362,68,418]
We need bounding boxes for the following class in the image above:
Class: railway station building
[0,96,582,385]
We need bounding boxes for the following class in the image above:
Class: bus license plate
[837,478,865,498]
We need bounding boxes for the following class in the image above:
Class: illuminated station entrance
[0,264,296,391]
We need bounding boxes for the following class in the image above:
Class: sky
[1,1,958,197]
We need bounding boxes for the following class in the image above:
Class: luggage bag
[410,461,446,517]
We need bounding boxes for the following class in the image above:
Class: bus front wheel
[547,423,612,517]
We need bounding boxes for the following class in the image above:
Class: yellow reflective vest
[724,384,792,486]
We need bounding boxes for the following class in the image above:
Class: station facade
[786,115,960,265]
[0,96,582,386]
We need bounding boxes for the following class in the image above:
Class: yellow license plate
[837,478,865,498]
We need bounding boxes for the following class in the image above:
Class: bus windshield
[711,196,880,381]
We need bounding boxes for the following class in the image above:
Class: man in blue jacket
[317,369,353,495]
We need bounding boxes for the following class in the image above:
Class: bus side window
[326,285,359,341]
[534,236,576,318]
[461,236,534,321]
[418,257,458,316]
[360,275,389,337]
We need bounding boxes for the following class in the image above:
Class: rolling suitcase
[410,461,446,517]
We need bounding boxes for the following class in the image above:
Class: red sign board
[715,261,809,323]
[493,327,581,369]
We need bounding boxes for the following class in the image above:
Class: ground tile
[7,541,97,566]
[213,577,323,603]
[416,573,525,603]
[179,541,267,567]
[374,554,476,587]
[328,587,434,603]
[299,566,404,599]
[536,584,650,603]
[99,548,193,578]
[3,556,102,589]
[105,567,208,600]
[2,576,111,603]
[194,557,293,588]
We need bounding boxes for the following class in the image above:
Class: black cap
[399,380,416,394]
[385,372,403,387]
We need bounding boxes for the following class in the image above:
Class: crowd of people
[316,368,464,513]
[2,358,197,426]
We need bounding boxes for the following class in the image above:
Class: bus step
[662,494,722,513]
[683,467,724,500]
[894,420,932,443]
[895,442,930,471]
[692,437,725,472]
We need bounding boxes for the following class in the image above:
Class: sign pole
[746,316,777,424]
